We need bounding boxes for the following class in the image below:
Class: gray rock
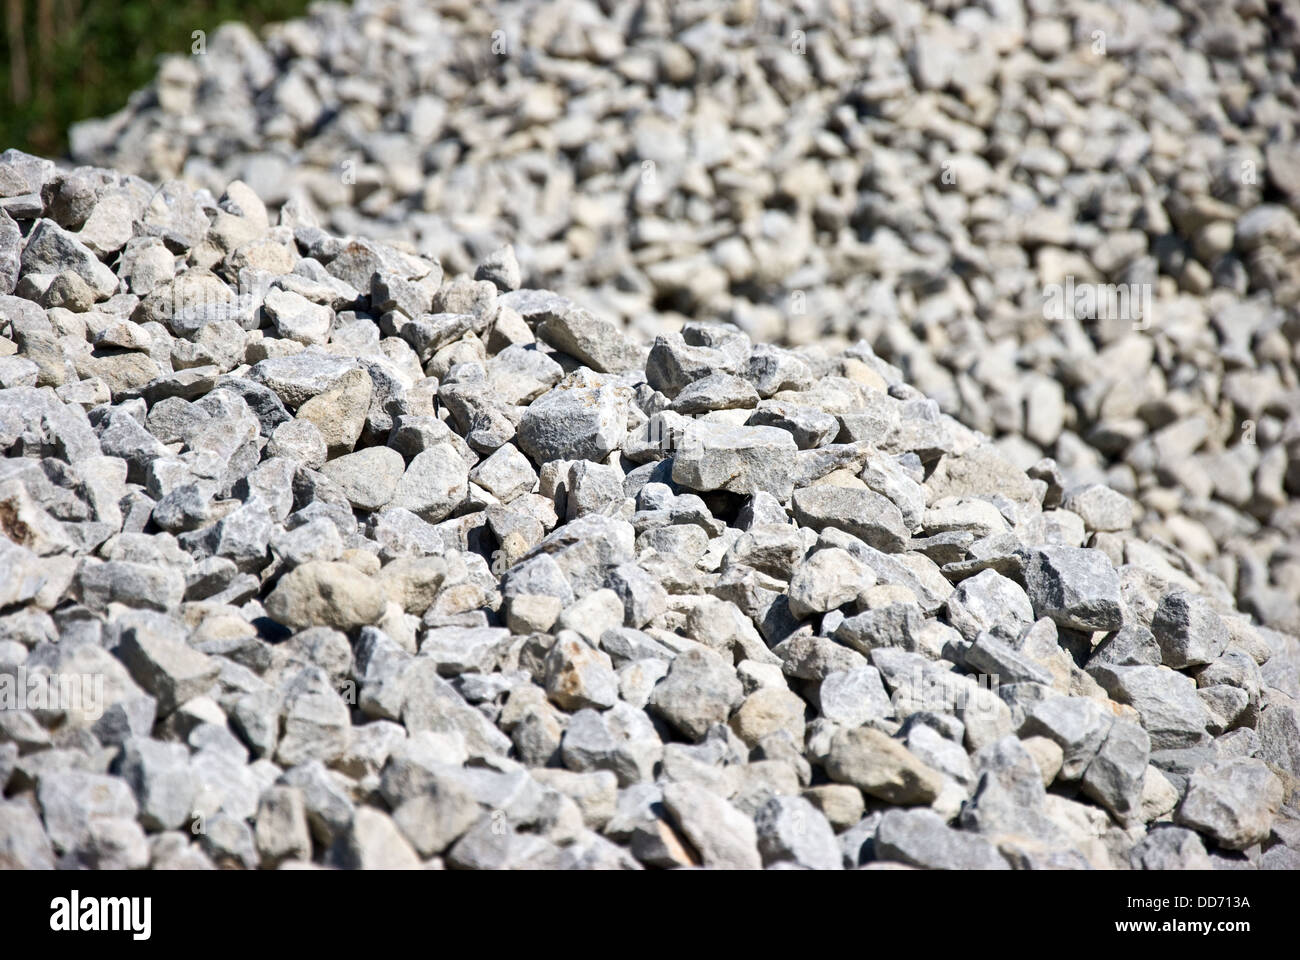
[1088,625,1163,669]
[20,219,118,299]
[646,334,740,398]
[661,781,761,870]
[1175,758,1284,851]
[536,305,641,374]
[528,513,634,598]
[502,552,575,606]
[787,548,873,620]
[774,633,870,680]
[1256,698,1300,783]
[0,212,21,295]
[392,777,481,857]
[816,667,893,727]
[1019,695,1114,780]
[792,486,909,553]
[754,795,841,870]
[276,671,352,767]
[1150,591,1230,669]
[445,816,557,870]
[421,625,507,675]
[909,723,976,790]
[248,350,360,411]
[264,561,386,631]
[263,288,332,345]
[1129,826,1213,870]
[76,560,186,613]
[965,633,1055,686]
[959,735,1061,842]
[825,727,943,804]
[670,419,799,500]
[180,498,275,573]
[564,460,625,521]
[945,569,1035,643]
[78,816,150,869]
[517,371,629,464]
[530,769,618,831]
[606,562,668,629]
[834,605,925,656]
[485,346,562,406]
[543,634,620,711]
[1022,547,1123,632]
[560,704,662,786]
[329,807,421,870]
[1081,720,1150,820]
[118,737,195,831]
[371,271,434,320]
[399,662,512,758]
[1090,664,1212,750]
[389,445,469,523]
[319,446,405,511]
[469,443,537,503]
[721,524,805,580]
[875,809,1010,870]
[115,617,219,715]
[474,244,521,292]
[196,812,258,868]
[267,419,328,469]
[648,647,744,741]
[0,799,56,868]
[278,761,356,847]
[270,517,344,567]
[671,373,760,414]
[1061,485,1132,532]
[37,770,138,853]
[747,400,839,449]
[254,786,313,867]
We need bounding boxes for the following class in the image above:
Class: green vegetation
[1,0,312,158]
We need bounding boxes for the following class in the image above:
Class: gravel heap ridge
[0,149,1298,868]
[66,0,1300,636]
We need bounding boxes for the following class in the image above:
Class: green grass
[2,0,313,159]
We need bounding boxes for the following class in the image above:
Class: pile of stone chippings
[1,151,1298,870]
[67,0,1300,639]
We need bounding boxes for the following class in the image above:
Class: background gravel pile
[64,0,1300,636]
[0,152,1298,868]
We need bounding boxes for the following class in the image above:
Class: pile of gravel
[65,0,1300,635]
[0,154,1297,869]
